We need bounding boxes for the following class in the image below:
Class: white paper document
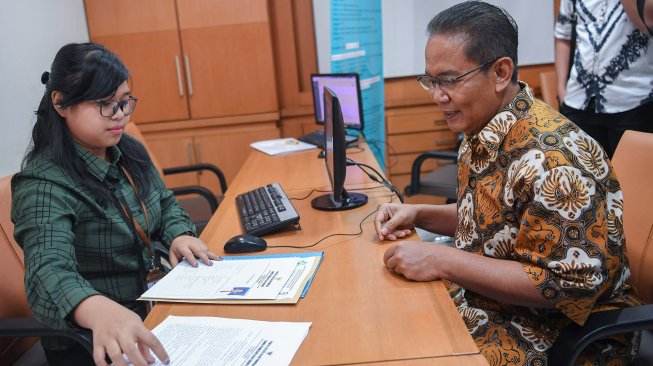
[144,316,311,366]
[140,256,318,302]
[250,138,317,156]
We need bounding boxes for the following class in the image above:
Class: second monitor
[311,73,364,130]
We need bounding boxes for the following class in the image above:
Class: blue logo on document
[228,287,250,296]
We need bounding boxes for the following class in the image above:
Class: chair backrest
[0,175,37,364]
[611,131,653,303]
[124,122,164,177]
[539,69,558,110]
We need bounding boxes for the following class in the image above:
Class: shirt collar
[75,144,123,182]
[461,81,534,156]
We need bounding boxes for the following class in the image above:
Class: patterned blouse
[447,83,642,364]
[555,0,653,113]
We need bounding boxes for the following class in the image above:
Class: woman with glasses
[11,43,218,366]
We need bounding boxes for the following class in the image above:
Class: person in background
[375,2,641,364]
[622,0,653,35]
[12,43,219,366]
[555,0,653,158]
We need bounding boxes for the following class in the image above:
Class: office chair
[404,133,462,204]
[539,69,559,110]
[124,123,227,234]
[0,175,93,365]
[548,131,653,365]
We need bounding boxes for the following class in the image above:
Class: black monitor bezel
[310,73,364,131]
[311,87,367,211]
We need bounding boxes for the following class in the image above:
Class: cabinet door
[142,132,197,188]
[176,0,278,118]
[194,123,280,192]
[85,0,190,123]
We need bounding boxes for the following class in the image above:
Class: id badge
[146,267,166,289]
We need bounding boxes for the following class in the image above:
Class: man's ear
[50,91,66,117]
[493,57,514,92]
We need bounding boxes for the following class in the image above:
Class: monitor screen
[311,87,367,211]
[310,73,364,130]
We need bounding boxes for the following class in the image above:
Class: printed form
[140,256,318,302]
[134,316,311,366]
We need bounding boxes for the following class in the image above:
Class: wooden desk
[146,144,484,365]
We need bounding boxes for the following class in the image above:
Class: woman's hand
[73,295,169,366]
[169,234,220,268]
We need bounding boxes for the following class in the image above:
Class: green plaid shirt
[12,144,195,348]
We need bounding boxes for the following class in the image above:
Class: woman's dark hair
[426,1,519,82]
[25,43,152,206]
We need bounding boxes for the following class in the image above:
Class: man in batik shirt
[374,2,641,365]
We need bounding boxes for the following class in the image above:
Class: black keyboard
[235,183,300,236]
[298,130,359,149]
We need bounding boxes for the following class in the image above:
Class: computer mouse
[223,234,267,254]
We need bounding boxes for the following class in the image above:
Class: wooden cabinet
[85,0,281,187]
[142,120,279,194]
[385,105,458,204]
[85,0,189,123]
[85,0,278,124]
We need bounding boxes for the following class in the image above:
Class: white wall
[314,0,554,77]
[0,0,89,177]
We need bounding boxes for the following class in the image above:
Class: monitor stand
[311,192,367,211]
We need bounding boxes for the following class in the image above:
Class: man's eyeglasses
[417,57,501,92]
[95,96,138,117]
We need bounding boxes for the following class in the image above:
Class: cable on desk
[288,185,386,201]
[347,158,404,203]
[268,193,395,250]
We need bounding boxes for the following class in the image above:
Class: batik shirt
[12,143,195,349]
[447,83,641,365]
[555,0,653,113]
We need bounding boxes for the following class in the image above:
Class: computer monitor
[310,73,364,131]
[311,87,368,211]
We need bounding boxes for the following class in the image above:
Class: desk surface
[145,144,483,365]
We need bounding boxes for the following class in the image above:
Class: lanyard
[115,165,156,271]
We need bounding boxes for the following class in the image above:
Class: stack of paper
[139,252,323,304]
[146,315,311,366]
[250,138,317,156]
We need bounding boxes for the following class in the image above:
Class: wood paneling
[388,131,459,155]
[176,0,268,29]
[84,0,178,36]
[195,123,280,191]
[93,31,190,123]
[279,115,319,138]
[269,0,318,115]
[386,106,448,134]
[388,153,451,176]
[180,23,278,118]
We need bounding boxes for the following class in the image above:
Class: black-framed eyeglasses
[417,57,502,92]
[95,96,138,117]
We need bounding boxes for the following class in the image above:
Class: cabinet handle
[187,143,194,165]
[194,142,202,164]
[175,56,184,96]
[184,55,194,96]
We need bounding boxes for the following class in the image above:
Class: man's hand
[374,203,418,241]
[383,241,443,281]
[169,235,220,268]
